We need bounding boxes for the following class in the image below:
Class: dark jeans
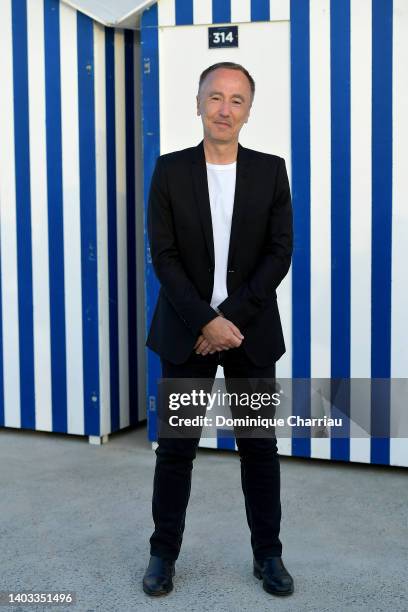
[149,345,282,561]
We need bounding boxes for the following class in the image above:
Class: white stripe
[349,0,372,463]
[350,0,372,379]
[158,0,175,27]
[390,379,408,438]
[275,215,291,456]
[310,379,331,459]
[310,377,333,459]
[269,0,290,22]
[200,437,217,449]
[277,437,291,456]
[309,0,330,462]
[114,30,130,428]
[27,0,53,433]
[276,154,292,456]
[193,0,212,25]
[276,274,292,378]
[310,0,331,382]
[350,442,372,464]
[94,23,111,436]
[390,0,408,467]
[350,380,371,463]
[391,0,408,379]
[311,438,330,460]
[0,0,21,428]
[390,438,408,468]
[60,3,84,435]
[230,0,250,24]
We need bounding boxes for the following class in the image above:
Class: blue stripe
[330,0,351,461]
[213,0,231,24]
[105,27,120,433]
[251,0,270,22]
[370,379,390,464]
[291,380,312,458]
[141,4,161,441]
[12,0,35,430]
[125,29,139,426]
[330,379,350,461]
[290,0,311,458]
[371,0,392,465]
[175,0,193,25]
[77,13,100,436]
[217,429,236,450]
[330,0,351,380]
[44,0,67,434]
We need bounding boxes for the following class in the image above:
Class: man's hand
[196,315,244,353]
[194,335,217,355]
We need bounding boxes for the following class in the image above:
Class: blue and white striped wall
[156,0,290,24]
[0,0,145,440]
[141,0,408,466]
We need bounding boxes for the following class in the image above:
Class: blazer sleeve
[217,157,293,329]
[147,155,219,336]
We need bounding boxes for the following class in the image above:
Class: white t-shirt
[205,161,237,311]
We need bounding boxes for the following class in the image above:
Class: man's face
[196,68,252,145]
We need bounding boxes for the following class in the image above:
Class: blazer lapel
[227,142,252,268]
[191,141,215,266]
[191,140,252,269]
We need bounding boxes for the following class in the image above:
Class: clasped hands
[194,313,244,356]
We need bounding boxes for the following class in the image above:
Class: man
[143,62,294,597]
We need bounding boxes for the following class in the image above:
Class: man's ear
[196,95,200,116]
[244,101,253,123]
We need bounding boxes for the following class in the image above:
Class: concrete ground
[0,426,407,612]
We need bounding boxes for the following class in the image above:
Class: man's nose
[218,103,231,116]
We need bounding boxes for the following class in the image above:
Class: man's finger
[196,338,208,351]
[201,343,213,355]
[194,334,204,349]
[226,321,244,339]
[225,336,242,349]
[196,339,215,354]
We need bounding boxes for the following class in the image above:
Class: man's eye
[233,100,242,105]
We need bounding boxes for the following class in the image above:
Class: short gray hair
[198,62,255,99]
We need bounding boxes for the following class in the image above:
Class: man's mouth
[214,121,231,127]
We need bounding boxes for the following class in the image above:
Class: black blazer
[146,140,293,367]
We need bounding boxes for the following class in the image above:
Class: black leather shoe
[142,555,176,596]
[253,556,294,596]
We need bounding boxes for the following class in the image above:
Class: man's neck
[203,138,238,164]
